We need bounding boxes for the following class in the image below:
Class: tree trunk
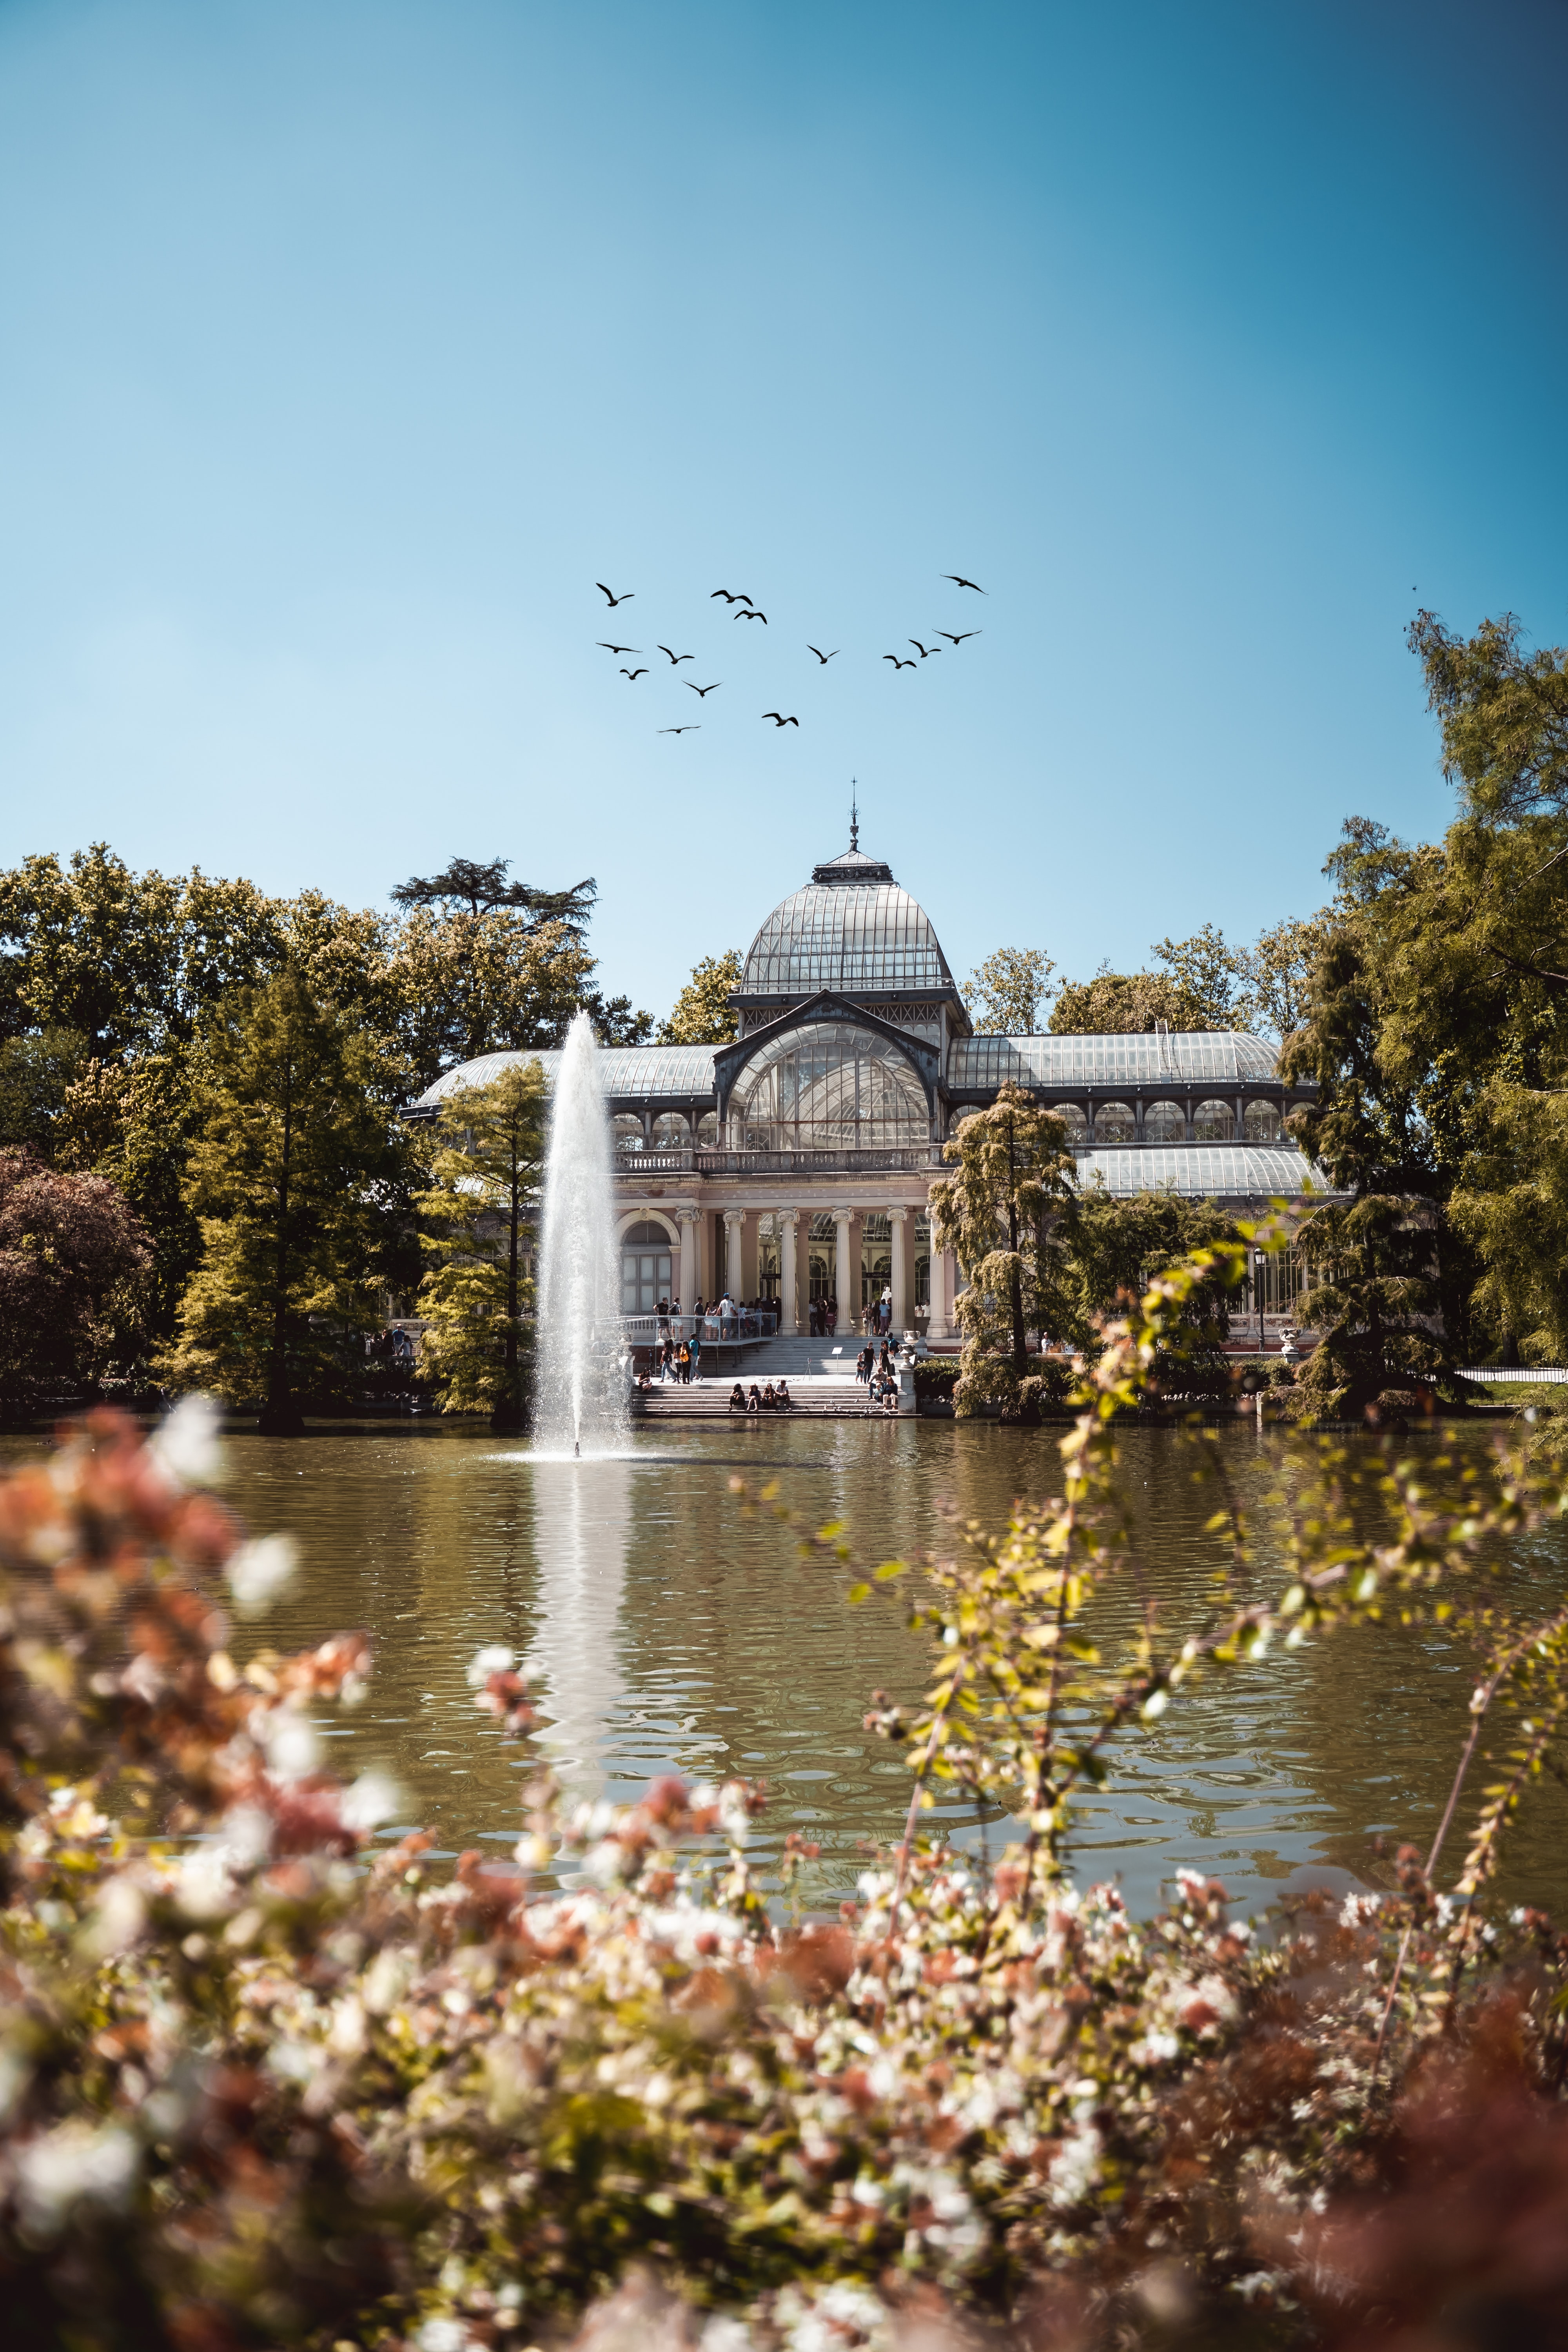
[259,1058,304,1436]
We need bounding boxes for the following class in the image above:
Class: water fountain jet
[534,1012,629,1458]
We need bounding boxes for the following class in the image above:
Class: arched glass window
[620,1220,673,1313]
[1243,1099,1281,1143]
[652,1112,690,1147]
[695,1110,718,1145]
[1093,1100,1136,1143]
[613,1114,645,1154]
[1144,1100,1186,1142]
[1050,1102,1088,1144]
[1193,1099,1235,1141]
[727,1021,928,1151]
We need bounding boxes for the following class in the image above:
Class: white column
[832,1206,853,1327]
[779,1209,799,1334]
[927,1216,950,1339]
[723,1208,746,1299]
[678,1210,699,1319]
[889,1206,909,1336]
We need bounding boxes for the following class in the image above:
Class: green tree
[1056,1186,1237,1394]
[1410,605,1568,824]
[1289,1194,1450,1419]
[1237,912,1332,1040]
[1051,926,1247,1035]
[928,1083,1078,1418]
[388,908,650,1086]
[1445,1085,1568,1363]
[964,946,1055,1034]
[0,1027,87,1156]
[1282,615,1568,1359]
[1150,922,1246,1027]
[163,970,410,1432]
[416,1062,548,1432]
[1049,966,1212,1034]
[392,855,598,929]
[56,1052,200,1339]
[660,951,742,1045]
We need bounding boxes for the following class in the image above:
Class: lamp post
[1252,1248,1265,1352]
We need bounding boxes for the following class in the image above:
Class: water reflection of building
[413,830,1331,1336]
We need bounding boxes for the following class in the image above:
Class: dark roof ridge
[809,845,896,886]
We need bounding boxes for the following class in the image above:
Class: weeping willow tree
[416,1061,548,1434]
[928,1081,1078,1419]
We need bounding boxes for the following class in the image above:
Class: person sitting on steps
[728,1382,746,1412]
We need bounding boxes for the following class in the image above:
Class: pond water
[10,1416,1568,1919]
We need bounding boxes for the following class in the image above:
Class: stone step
[636,1371,907,1419]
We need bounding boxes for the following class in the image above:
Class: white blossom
[148,1394,223,1490]
[264,1712,322,1782]
[79,1872,146,1960]
[1048,2121,1102,2209]
[16,2123,137,2240]
[227,1534,299,1617]
[416,2320,477,2352]
[340,1769,401,1832]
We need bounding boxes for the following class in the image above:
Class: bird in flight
[909,639,940,659]
[942,574,985,593]
[620,667,648,681]
[734,608,768,623]
[762,712,799,727]
[937,630,981,646]
[807,645,838,664]
[658,645,695,665]
[686,680,722,697]
[598,642,639,655]
[882,653,915,670]
[659,725,700,734]
[711,588,753,603]
[597,583,634,606]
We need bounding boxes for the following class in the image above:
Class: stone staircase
[636,1334,911,1419]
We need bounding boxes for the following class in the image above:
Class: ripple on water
[5,1414,1562,1919]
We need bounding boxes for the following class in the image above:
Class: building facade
[412,835,1331,1338]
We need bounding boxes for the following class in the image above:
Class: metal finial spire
[849,780,858,852]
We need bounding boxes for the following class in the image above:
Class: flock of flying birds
[591,575,986,734]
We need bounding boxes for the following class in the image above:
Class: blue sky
[2,0,1565,1022]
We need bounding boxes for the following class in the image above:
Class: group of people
[728,1380,794,1413]
[806,1289,898,1340]
[855,1340,902,1412]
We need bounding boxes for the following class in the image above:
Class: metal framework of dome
[738,835,957,1002]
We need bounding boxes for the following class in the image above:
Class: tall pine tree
[164,969,408,1431]
[414,1062,547,1434]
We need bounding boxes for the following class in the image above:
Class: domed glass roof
[739,838,956,1000]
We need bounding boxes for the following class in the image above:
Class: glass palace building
[413,836,1330,1337]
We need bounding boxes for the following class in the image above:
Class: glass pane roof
[949,1032,1279,1087]
[415,1044,719,1108]
[1075,1144,1337,1197]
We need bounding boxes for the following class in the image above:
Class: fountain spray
[534,1011,629,1458]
